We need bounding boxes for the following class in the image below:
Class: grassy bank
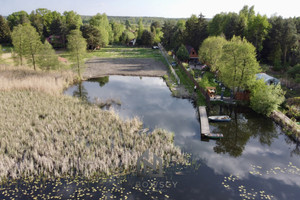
[0,66,185,181]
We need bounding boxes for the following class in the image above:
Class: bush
[250,79,285,116]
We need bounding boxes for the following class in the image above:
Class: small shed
[185,45,198,62]
[256,73,280,85]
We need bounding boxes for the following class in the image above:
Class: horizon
[0,0,299,19]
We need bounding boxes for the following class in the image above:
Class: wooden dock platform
[199,106,224,139]
[199,106,210,134]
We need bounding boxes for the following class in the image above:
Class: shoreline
[83,57,168,79]
[0,64,186,181]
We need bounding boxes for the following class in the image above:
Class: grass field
[58,46,165,63]
[87,46,163,59]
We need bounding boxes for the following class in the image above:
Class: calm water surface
[64,76,300,200]
[1,76,299,200]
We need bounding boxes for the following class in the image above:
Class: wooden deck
[199,106,210,134]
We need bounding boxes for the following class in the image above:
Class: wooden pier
[199,106,211,134]
[199,106,224,139]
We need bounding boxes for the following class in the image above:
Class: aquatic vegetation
[221,162,300,200]
[94,97,122,109]
[0,155,196,199]
[0,90,185,181]
[0,65,75,95]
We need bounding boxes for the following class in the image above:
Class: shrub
[250,79,285,116]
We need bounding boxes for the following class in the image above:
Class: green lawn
[87,46,163,59]
[58,45,166,67]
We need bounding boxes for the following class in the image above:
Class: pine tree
[0,15,11,44]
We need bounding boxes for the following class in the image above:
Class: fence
[176,60,210,105]
[158,43,180,84]
[159,43,210,105]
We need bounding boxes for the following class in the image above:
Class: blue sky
[0,0,299,18]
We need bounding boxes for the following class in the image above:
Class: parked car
[152,46,159,49]
[171,61,177,67]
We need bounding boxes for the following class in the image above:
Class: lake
[1,76,299,200]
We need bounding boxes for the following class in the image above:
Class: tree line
[0,9,167,79]
[161,5,300,71]
[0,8,164,49]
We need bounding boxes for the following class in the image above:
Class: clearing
[82,46,168,79]
[83,57,168,79]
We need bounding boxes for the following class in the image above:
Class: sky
[0,0,299,18]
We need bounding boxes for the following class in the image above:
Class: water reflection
[89,76,110,87]
[72,81,89,101]
[63,75,300,199]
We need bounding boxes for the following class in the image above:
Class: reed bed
[0,90,185,181]
[0,65,75,95]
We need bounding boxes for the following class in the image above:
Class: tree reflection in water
[73,81,89,101]
[209,104,279,157]
[89,76,109,87]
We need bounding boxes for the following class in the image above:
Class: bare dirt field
[83,57,168,79]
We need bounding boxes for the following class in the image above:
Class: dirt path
[83,57,168,79]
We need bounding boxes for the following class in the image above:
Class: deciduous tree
[217,36,260,93]
[12,24,42,69]
[247,14,271,56]
[89,13,113,44]
[137,18,144,40]
[24,25,42,70]
[11,25,26,66]
[111,21,125,43]
[7,11,30,30]
[198,36,227,72]
[63,11,82,31]
[121,30,135,44]
[37,41,59,70]
[67,30,87,79]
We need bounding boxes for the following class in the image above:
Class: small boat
[202,133,224,139]
[208,115,231,122]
